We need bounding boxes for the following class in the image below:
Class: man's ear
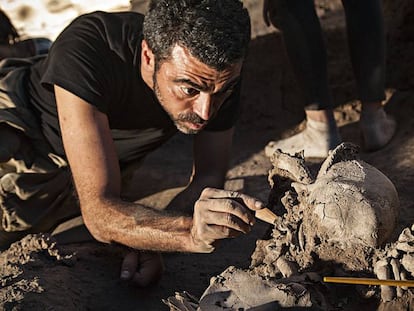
[141,40,155,72]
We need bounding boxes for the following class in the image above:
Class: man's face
[152,45,242,134]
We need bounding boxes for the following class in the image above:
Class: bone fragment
[390,258,403,297]
[276,257,298,278]
[374,260,395,302]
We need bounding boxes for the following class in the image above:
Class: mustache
[176,113,206,124]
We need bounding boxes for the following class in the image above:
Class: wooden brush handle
[324,277,414,287]
[255,208,278,225]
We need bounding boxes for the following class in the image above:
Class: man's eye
[181,87,199,96]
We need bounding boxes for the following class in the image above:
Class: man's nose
[193,93,213,121]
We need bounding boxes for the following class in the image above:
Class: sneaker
[265,118,342,159]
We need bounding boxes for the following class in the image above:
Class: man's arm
[167,128,234,213]
[55,85,195,252]
[55,86,264,253]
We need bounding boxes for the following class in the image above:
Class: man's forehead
[166,45,242,82]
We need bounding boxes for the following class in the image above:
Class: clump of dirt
[0,234,75,310]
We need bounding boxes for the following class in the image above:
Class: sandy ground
[1,0,414,310]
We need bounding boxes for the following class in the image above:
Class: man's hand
[120,250,164,287]
[190,188,265,253]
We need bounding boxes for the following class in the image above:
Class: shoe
[265,118,342,159]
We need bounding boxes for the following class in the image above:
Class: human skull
[273,143,400,248]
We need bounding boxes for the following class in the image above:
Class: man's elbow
[80,203,113,244]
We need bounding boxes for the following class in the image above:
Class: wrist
[187,219,215,254]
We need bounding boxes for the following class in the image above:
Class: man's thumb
[120,251,138,280]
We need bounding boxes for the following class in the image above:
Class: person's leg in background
[264,0,341,158]
[343,0,396,151]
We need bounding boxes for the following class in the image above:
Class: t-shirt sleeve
[204,81,241,131]
[40,14,113,113]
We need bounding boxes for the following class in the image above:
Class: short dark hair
[143,0,251,71]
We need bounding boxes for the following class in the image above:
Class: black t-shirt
[27,11,240,164]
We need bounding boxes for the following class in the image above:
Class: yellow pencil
[324,277,414,287]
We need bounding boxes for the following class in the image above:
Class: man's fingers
[196,197,256,227]
[132,252,164,287]
[206,225,244,239]
[121,251,164,286]
[193,222,244,245]
[120,251,138,280]
[199,206,253,234]
[200,188,265,211]
[191,189,266,252]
